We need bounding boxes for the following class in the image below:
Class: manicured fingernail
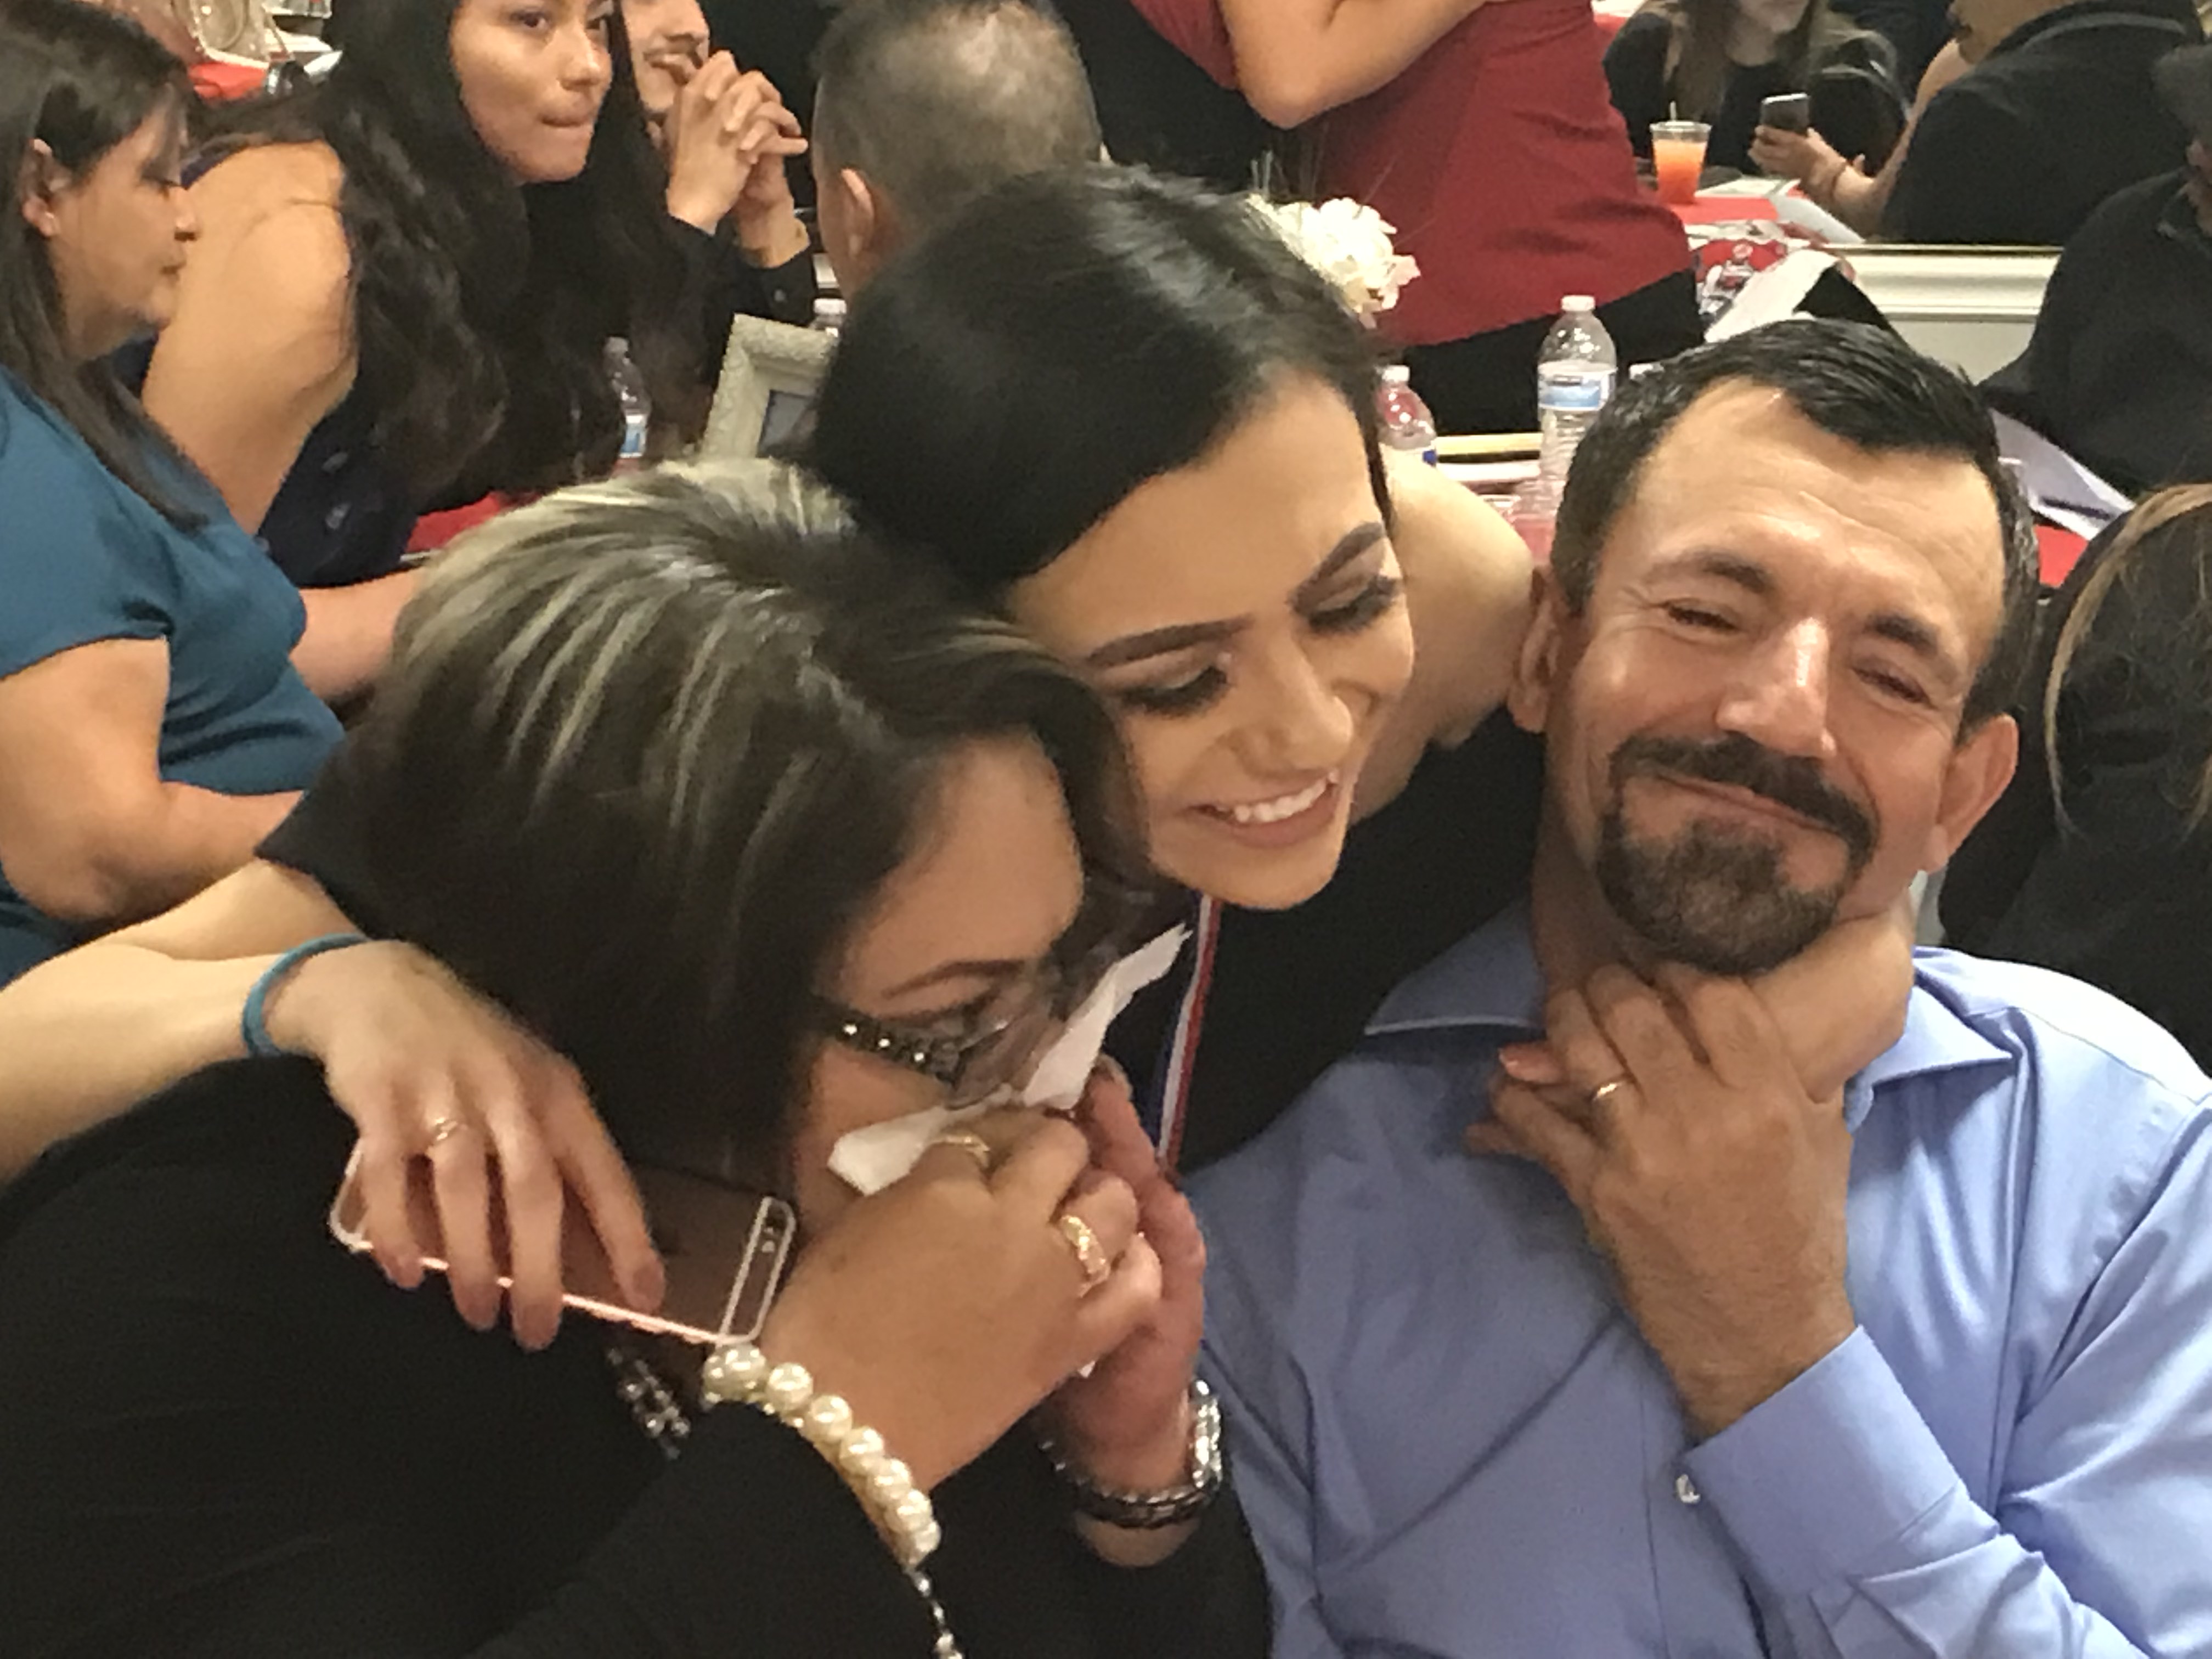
[1498,1048,1545,1081]
[626,1260,667,1312]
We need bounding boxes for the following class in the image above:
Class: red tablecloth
[189,61,266,101]
[1669,194,1782,225]
[2036,523,2089,587]
[408,496,507,555]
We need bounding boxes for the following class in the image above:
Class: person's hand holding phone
[1750,120,1858,200]
[269,939,663,1349]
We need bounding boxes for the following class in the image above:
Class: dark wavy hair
[202,0,700,507]
[0,0,199,524]
[808,165,1388,601]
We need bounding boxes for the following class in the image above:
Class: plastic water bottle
[1378,365,1438,465]
[605,337,650,473]
[1534,296,1618,500]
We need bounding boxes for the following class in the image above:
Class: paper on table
[827,926,1192,1195]
[1991,411,2133,540]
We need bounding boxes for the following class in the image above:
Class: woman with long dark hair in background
[0,0,339,988]
[1603,0,1906,171]
[138,0,702,698]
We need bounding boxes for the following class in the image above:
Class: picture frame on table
[704,315,836,462]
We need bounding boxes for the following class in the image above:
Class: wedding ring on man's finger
[1054,1212,1114,1294]
[1587,1077,1633,1115]
[931,1128,996,1176]
[424,1114,469,1152]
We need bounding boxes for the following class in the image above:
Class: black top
[0,1062,1271,1658]
[1048,0,1277,191]
[1941,507,2212,1071]
[1983,171,2212,494]
[259,230,816,590]
[1603,10,1906,172]
[1107,712,1546,1171]
[1883,0,2200,245]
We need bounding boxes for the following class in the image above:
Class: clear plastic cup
[1650,120,1711,206]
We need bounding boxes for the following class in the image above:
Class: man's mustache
[1610,732,1877,866]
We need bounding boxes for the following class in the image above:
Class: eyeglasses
[814,947,1109,1110]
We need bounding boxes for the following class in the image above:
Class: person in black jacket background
[1982,44,2212,492]
[1882,0,2200,242]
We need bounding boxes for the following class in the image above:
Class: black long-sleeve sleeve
[669,215,821,389]
[0,1064,1271,1659]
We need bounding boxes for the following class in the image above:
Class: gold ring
[1588,1078,1633,1111]
[930,1129,996,1175]
[425,1115,468,1150]
[1054,1212,1114,1294]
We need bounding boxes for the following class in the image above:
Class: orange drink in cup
[1651,120,1710,205]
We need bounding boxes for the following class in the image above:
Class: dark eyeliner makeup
[1115,665,1230,718]
[1308,574,1404,634]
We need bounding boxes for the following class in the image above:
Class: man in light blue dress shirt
[1193,321,2212,1656]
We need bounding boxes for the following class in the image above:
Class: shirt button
[325,501,352,532]
[1675,1472,1702,1505]
[321,449,352,474]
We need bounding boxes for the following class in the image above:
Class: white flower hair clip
[1255,196,1422,324]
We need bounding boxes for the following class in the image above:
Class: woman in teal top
[0,0,340,986]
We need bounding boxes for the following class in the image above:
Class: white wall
[1843,246,2058,381]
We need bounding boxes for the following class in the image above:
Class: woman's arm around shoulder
[141,141,356,535]
[0,856,345,1178]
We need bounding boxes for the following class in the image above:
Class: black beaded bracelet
[1034,1379,1224,1530]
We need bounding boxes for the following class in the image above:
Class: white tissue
[827,926,1190,1195]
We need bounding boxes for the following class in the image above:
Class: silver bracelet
[1034,1378,1224,1530]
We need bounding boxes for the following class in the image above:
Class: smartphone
[1759,93,1812,134]
[329,1156,795,1346]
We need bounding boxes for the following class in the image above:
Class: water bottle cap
[1560,296,1595,314]
[1381,364,1411,385]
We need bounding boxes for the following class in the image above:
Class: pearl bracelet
[699,1340,942,1568]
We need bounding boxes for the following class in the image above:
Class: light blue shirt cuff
[1681,1328,1960,1597]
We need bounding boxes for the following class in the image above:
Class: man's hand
[1469,965,1858,1437]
